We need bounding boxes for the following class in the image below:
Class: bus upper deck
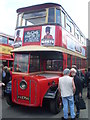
[13,3,87,71]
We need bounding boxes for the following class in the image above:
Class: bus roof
[17,3,61,13]
[11,45,86,59]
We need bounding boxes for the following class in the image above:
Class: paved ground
[0,88,89,119]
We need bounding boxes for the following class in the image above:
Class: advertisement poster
[14,29,24,48]
[24,30,40,43]
[41,25,55,46]
[62,29,86,56]
[67,35,75,51]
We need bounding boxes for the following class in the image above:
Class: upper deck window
[81,34,86,46]
[48,8,55,23]
[17,13,22,27]
[0,35,8,44]
[66,16,72,32]
[75,27,80,40]
[61,11,65,28]
[56,9,61,24]
[17,9,46,27]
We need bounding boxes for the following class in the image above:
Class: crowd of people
[58,65,90,120]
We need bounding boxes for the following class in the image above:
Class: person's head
[70,68,77,77]
[45,27,50,35]
[16,30,20,37]
[72,65,77,70]
[16,67,19,71]
[63,68,70,76]
[4,66,8,72]
[16,64,21,72]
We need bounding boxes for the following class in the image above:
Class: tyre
[50,92,62,114]
[6,94,14,106]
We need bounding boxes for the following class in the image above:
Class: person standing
[70,68,82,118]
[4,66,11,86]
[72,65,83,95]
[58,68,76,120]
[0,64,6,85]
[87,67,90,98]
[0,64,6,97]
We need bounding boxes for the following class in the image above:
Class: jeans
[62,96,75,119]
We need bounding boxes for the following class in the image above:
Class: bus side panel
[55,26,62,46]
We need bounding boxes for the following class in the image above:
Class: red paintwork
[22,25,62,47]
[12,73,61,107]
[0,54,13,61]
[55,26,62,46]
[63,53,67,69]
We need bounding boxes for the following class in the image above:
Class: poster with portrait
[41,25,55,46]
[14,28,24,48]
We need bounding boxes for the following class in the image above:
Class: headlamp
[20,80,27,90]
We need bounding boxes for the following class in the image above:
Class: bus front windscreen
[14,54,29,73]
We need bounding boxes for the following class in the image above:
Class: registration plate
[18,95,29,100]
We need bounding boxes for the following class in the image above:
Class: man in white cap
[58,68,76,120]
[72,65,79,76]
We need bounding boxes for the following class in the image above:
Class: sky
[0,0,89,38]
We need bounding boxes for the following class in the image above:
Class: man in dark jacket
[70,68,82,118]
[72,65,83,95]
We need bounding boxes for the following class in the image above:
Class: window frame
[61,10,65,28]
[55,8,61,25]
[48,7,55,23]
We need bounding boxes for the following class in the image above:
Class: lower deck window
[29,55,40,72]
[46,60,63,71]
[14,54,29,73]
[67,54,71,69]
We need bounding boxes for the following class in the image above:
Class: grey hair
[63,68,70,75]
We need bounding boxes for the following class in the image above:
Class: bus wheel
[50,92,62,114]
[6,94,14,106]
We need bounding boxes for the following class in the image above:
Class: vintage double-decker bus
[0,32,14,68]
[6,3,87,114]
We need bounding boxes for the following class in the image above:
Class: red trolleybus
[6,3,87,114]
[0,32,14,68]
